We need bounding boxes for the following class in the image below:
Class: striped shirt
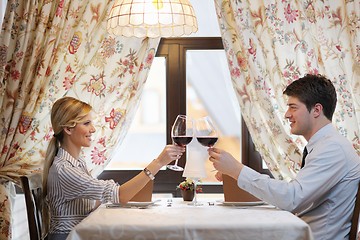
[47,148,120,234]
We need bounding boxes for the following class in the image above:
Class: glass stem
[193,180,198,205]
[173,141,180,164]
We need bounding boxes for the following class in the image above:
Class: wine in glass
[167,115,193,171]
[196,116,218,148]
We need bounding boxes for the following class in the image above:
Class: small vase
[181,189,194,201]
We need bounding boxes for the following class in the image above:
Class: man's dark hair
[283,74,337,121]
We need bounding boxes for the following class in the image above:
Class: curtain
[214,0,360,181]
[0,0,159,239]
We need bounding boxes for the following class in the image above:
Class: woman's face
[67,113,96,149]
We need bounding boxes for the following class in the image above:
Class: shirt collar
[58,148,83,167]
[306,123,334,152]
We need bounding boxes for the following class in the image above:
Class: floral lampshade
[107,0,198,38]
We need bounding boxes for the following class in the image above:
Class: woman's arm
[118,144,185,204]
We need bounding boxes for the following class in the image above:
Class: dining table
[66,195,314,240]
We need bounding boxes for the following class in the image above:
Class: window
[106,57,167,170]
[99,37,271,195]
[185,49,241,184]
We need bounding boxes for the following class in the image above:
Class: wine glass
[167,115,194,171]
[195,116,218,148]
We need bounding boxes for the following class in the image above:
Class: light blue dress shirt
[238,124,360,240]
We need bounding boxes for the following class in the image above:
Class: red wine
[173,136,193,146]
[197,137,218,147]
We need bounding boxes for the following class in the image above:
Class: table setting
[66,115,314,239]
[66,195,313,240]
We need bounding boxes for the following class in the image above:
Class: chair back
[20,173,43,240]
[349,182,360,240]
[223,174,260,202]
[130,180,154,202]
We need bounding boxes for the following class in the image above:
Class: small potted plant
[177,178,203,201]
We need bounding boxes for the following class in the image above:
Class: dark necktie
[301,147,308,169]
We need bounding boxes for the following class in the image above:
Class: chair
[130,180,154,202]
[350,182,360,240]
[222,174,260,202]
[20,173,44,240]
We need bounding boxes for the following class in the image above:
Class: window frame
[98,37,271,196]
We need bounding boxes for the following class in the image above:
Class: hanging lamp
[107,0,198,38]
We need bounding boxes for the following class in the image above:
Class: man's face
[285,96,313,140]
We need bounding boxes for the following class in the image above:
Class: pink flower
[236,52,248,71]
[97,137,106,147]
[1,145,8,155]
[283,71,290,78]
[105,108,123,129]
[65,64,74,73]
[145,49,155,66]
[30,131,36,141]
[284,4,298,23]
[56,0,65,17]
[10,70,20,80]
[63,76,75,90]
[44,131,52,141]
[91,147,107,165]
[231,67,241,78]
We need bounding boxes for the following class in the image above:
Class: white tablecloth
[67,198,313,240]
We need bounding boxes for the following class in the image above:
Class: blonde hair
[42,97,92,235]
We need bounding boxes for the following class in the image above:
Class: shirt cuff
[112,184,120,203]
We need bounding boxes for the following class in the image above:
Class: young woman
[43,97,185,240]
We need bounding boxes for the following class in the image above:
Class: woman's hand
[155,144,186,167]
[119,145,185,204]
[208,147,243,180]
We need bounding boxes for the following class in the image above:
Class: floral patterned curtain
[0,0,159,239]
[214,0,360,181]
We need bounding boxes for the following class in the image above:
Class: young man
[209,74,360,240]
